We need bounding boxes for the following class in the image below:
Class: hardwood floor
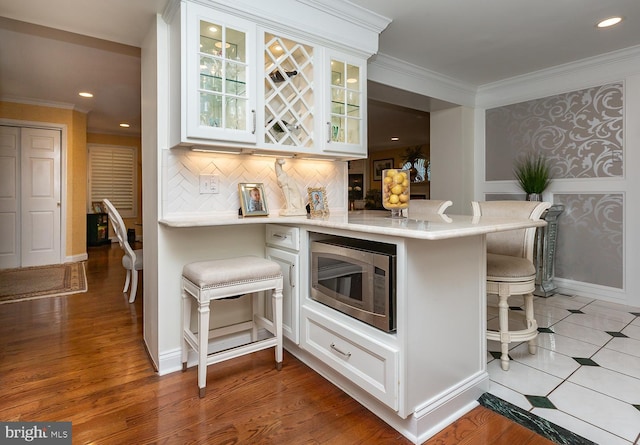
[0,244,555,444]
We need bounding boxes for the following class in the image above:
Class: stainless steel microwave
[310,236,396,332]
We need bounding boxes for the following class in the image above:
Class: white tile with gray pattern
[486,293,640,445]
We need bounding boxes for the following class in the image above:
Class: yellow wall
[0,101,87,258]
[87,133,143,239]
[368,145,431,198]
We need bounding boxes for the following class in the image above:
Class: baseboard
[66,253,88,263]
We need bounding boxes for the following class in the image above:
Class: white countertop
[159,210,546,240]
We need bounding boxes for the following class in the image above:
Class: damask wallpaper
[485,83,625,290]
[554,193,623,289]
[486,83,623,180]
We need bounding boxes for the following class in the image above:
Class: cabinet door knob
[326,122,331,143]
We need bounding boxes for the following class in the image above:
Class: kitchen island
[159,210,545,443]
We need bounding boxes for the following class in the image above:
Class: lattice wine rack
[264,33,314,147]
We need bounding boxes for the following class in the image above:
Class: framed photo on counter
[308,186,329,218]
[239,183,269,217]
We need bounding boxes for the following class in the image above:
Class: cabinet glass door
[264,33,314,148]
[198,20,249,131]
[330,58,361,145]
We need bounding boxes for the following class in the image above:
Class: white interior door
[20,127,61,267]
[0,126,20,268]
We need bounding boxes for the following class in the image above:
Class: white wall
[429,106,475,215]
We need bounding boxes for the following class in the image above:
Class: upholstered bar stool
[472,200,550,371]
[181,256,284,397]
[409,199,453,218]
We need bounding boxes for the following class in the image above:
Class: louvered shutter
[88,145,137,218]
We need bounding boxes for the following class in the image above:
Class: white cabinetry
[265,225,301,344]
[323,50,367,157]
[166,0,379,158]
[169,1,258,147]
[301,304,398,409]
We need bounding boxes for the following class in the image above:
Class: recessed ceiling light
[391,137,399,141]
[597,16,623,28]
[78,92,93,98]
[346,78,358,84]
[208,26,218,33]
[119,123,130,128]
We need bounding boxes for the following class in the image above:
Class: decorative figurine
[275,159,307,216]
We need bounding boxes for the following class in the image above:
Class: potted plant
[513,153,551,201]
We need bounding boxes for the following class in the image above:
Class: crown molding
[1,96,87,113]
[368,53,477,108]
[476,44,640,108]
[296,0,392,34]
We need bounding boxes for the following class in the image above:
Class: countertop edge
[159,212,546,240]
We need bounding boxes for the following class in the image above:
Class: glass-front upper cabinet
[324,50,367,157]
[185,3,257,144]
[263,32,316,150]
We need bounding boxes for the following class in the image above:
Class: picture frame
[373,158,394,181]
[307,186,329,218]
[238,183,269,217]
[92,201,105,214]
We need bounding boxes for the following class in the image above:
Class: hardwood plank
[0,244,555,444]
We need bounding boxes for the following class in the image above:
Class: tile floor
[486,293,640,445]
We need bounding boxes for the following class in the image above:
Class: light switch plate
[199,174,219,194]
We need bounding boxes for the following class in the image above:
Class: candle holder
[381,168,410,218]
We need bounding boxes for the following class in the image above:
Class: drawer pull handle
[330,343,351,358]
[273,233,286,239]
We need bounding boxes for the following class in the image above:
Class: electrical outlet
[199,174,219,194]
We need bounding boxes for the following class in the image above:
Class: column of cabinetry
[167,0,369,158]
[265,225,301,344]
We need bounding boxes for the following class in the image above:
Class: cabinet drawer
[301,305,398,410]
[266,225,299,251]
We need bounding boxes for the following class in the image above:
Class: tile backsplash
[162,148,347,218]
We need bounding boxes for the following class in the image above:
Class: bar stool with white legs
[472,200,551,371]
[181,256,284,397]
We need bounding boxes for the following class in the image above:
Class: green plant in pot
[513,153,551,201]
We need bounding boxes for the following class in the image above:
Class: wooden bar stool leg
[181,288,191,372]
[273,285,283,370]
[524,293,537,354]
[197,299,210,398]
[251,292,259,342]
[497,293,510,371]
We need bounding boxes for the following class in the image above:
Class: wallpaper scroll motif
[486,83,623,179]
[554,193,623,289]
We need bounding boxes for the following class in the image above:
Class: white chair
[181,256,283,397]
[472,200,550,371]
[102,199,143,303]
[409,199,453,218]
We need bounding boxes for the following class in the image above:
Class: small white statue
[275,158,307,216]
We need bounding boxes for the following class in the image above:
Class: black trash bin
[127,228,136,245]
